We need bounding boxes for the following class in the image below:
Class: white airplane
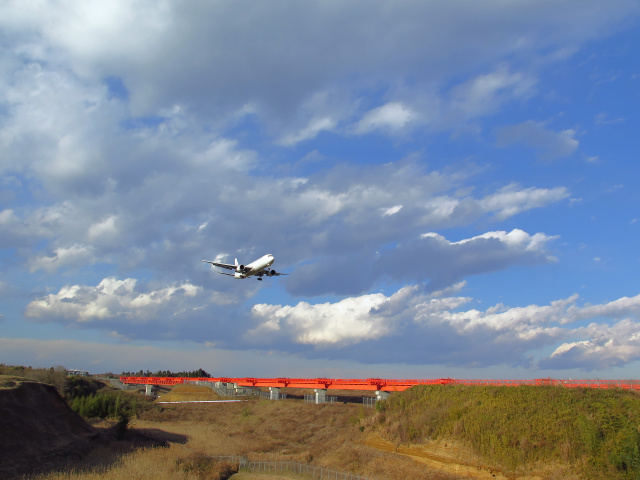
[202,253,288,281]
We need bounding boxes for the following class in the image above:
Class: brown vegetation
[0,375,165,479]
[156,383,222,402]
[132,400,464,479]
[5,375,464,480]
[368,384,640,479]
[10,373,640,480]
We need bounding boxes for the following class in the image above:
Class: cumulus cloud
[7,141,569,292]
[251,287,640,369]
[385,229,557,286]
[4,1,633,136]
[29,244,96,274]
[249,293,390,346]
[289,228,558,297]
[19,265,640,371]
[2,1,639,376]
[543,317,640,370]
[25,277,203,325]
[572,294,640,321]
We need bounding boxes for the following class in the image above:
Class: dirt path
[363,434,543,480]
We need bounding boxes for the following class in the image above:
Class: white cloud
[353,102,416,135]
[450,229,552,251]
[290,228,559,297]
[250,286,640,370]
[278,117,336,146]
[29,244,96,274]
[2,0,639,375]
[25,277,203,324]
[495,121,579,159]
[4,1,631,136]
[480,184,570,220]
[572,293,640,320]
[87,215,119,242]
[381,205,403,217]
[250,293,390,346]
[545,318,640,369]
[449,66,536,119]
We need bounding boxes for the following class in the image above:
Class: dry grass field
[31,396,466,480]
[12,379,629,479]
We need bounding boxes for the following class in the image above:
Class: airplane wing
[202,260,236,271]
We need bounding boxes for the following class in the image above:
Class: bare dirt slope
[0,375,97,478]
[364,433,544,480]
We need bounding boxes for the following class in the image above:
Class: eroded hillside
[0,375,97,478]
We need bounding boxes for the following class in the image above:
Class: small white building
[68,369,90,376]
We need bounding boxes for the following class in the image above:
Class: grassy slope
[17,375,640,480]
[35,399,462,480]
[156,384,222,402]
[373,385,640,479]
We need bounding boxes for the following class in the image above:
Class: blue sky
[1,0,640,378]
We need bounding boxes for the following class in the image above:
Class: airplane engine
[237,264,246,272]
[270,269,277,276]
[234,272,247,279]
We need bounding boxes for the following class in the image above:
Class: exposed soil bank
[364,434,544,480]
[0,376,96,478]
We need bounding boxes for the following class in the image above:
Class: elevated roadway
[119,377,640,392]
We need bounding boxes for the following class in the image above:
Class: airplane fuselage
[235,254,274,278]
[202,253,286,280]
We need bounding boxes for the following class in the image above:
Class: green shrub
[378,385,640,479]
[115,412,130,440]
[70,389,146,420]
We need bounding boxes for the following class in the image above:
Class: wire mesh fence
[362,397,377,408]
[184,380,287,400]
[304,394,339,404]
[210,455,373,480]
[184,380,251,397]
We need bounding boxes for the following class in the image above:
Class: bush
[70,389,147,420]
[115,412,130,440]
[378,385,640,479]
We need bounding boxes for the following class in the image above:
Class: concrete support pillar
[375,390,390,401]
[269,387,280,400]
[314,388,327,404]
[145,384,155,397]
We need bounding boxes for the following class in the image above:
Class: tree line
[120,368,212,378]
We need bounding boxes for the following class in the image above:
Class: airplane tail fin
[235,258,239,267]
